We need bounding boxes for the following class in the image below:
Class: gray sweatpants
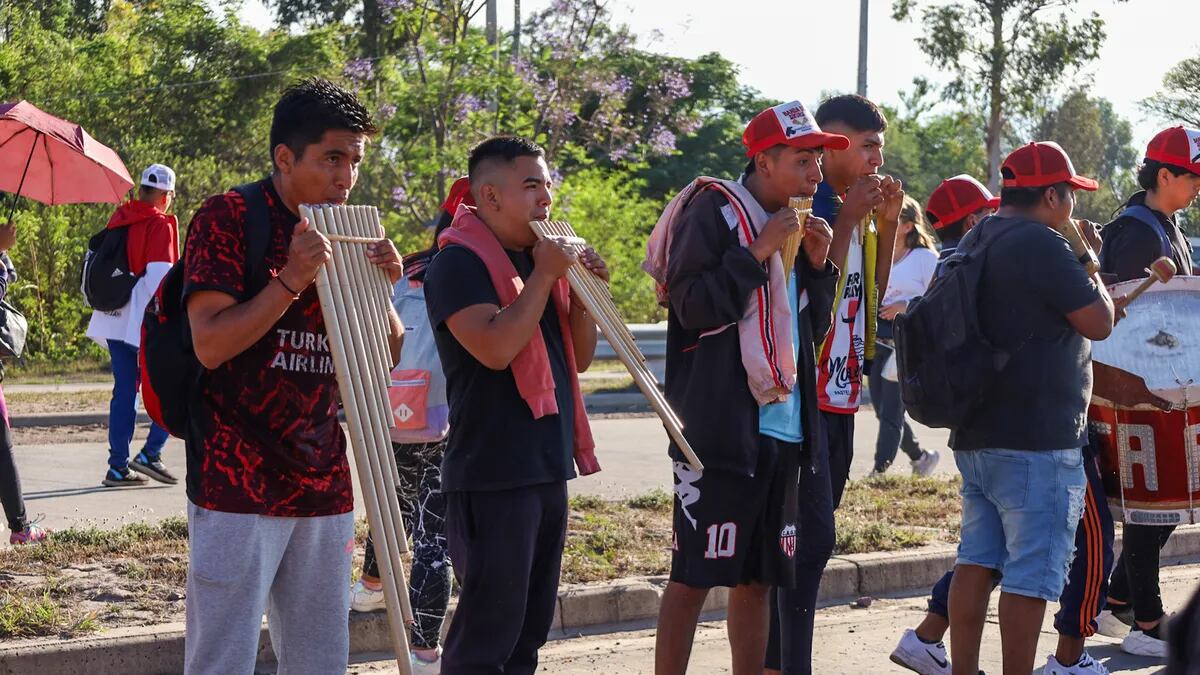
[184,502,355,675]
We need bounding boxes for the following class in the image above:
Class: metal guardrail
[593,322,666,360]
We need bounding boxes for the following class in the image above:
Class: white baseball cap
[140,164,176,192]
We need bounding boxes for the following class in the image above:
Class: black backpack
[82,224,137,312]
[140,183,272,438]
[893,219,1029,429]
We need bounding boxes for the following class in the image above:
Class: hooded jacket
[86,200,179,348]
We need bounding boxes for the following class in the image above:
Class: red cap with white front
[1145,126,1200,176]
[743,101,850,158]
[925,174,1000,229]
[1001,141,1098,191]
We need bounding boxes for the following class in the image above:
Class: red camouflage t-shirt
[182,179,352,517]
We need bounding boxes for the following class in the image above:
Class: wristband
[276,275,301,299]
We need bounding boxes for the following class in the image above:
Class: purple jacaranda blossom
[392,186,408,209]
[376,103,398,121]
[660,70,691,101]
[648,126,677,156]
[343,58,374,84]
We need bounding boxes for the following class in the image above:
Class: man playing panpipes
[645,100,839,675]
[422,136,608,674]
[182,78,405,674]
[809,95,904,512]
[945,142,1117,675]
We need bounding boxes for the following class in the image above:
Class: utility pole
[857,0,869,97]
[486,0,498,45]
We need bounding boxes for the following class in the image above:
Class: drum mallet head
[1124,256,1177,306]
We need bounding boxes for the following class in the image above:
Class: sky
[237,0,1199,150]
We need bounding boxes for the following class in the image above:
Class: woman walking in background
[869,196,940,476]
[0,222,46,545]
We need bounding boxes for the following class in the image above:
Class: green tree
[892,0,1114,191]
[1035,89,1137,222]
[1143,53,1200,128]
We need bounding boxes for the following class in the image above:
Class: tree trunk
[985,1,1005,192]
[512,0,521,61]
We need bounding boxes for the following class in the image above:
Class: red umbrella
[0,100,135,221]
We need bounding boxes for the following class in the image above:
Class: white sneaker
[411,648,442,674]
[349,579,386,613]
[1121,628,1167,658]
[1094,607,1133,638]
[1043,652,1110,674]
[890,628,951,675]
[912,450,941,477]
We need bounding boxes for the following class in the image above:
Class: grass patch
[563,495,672,583]
[585,359,630,374]
[579,374,636,395]
[5,358,110,384]
[0,518,189,570]
[3,389,112,414]
[833,474,961,553]
[0,583,100,639]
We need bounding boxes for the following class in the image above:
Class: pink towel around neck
[643,177,797,405]
[438,205,599,475]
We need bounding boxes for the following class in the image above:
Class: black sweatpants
[823,410,855,509]
[442,481,567,675]
[1109,523,1177,623]
[764,431,837,673]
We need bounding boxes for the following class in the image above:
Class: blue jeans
[955,448,1086,601]
[928,441,1114,637]
[107,340,168,470]
[868,342,923,471]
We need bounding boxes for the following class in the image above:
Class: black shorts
[669,435,800,589]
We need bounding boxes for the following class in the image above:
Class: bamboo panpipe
[301,204,414,675]
[1052,219,1101,275]
[530,220,703,471]
[782,197,813,273]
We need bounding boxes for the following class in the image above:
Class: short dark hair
[467,136,545,179]
[269,77,377,168]
[999,168,1070,208]
[1137,159,1196,192]
[815,94,888,133]
[743,145,787,175]
[138,185,170,201]
[933,219,965,243]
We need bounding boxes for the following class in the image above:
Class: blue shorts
[954,448,1086,601]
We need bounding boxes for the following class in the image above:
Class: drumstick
[1051,219,1100,275]
[1120,257,1177,306]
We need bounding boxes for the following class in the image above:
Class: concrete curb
[7,393,655,428]
[7,524,1198,674]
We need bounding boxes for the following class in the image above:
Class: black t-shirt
[950,217,1102,452]
[1100,191,1195,282]
[423,245,576,492]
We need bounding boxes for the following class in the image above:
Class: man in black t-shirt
[946,142,1117,675]
[423,136,609,674]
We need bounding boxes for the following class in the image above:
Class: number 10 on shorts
[704,522,737,559]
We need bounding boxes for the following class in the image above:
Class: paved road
[8,411,953,535]
[336,562,1200,675]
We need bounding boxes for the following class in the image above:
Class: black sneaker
[102,465,148,487]
[129,452,178,485]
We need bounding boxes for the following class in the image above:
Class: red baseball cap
[1145,126,1200,175]
[441,175,474,215]
[743,100,850,158]
[925,175,1000,229]
[1000,141,1098,191]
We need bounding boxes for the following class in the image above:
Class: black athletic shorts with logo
[670,435,800,589]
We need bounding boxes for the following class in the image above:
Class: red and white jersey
[817,224,866,413]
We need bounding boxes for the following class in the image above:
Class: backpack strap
[1101,205,1173,268]
[231,182,272,300]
